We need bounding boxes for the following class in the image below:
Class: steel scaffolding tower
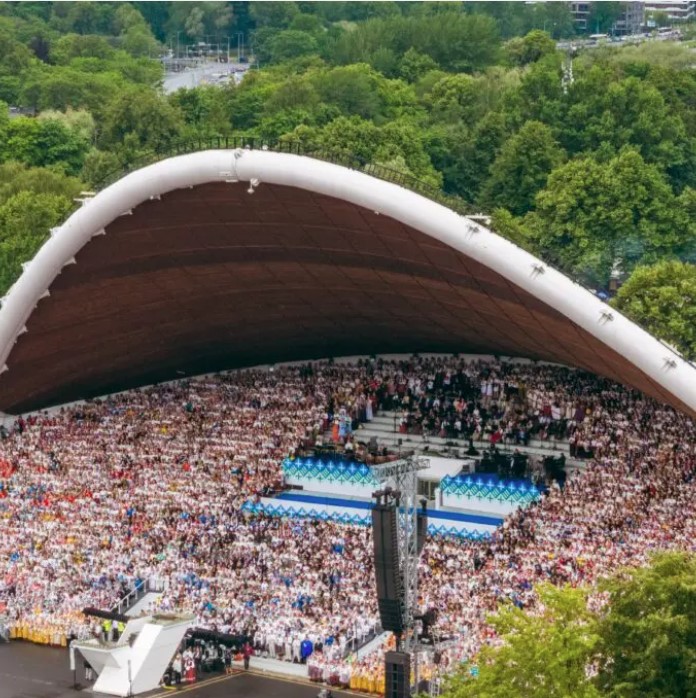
[371,454,429,690]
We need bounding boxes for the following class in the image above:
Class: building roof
[0,149,694,416]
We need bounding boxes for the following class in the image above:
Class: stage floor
[0,642,358,698]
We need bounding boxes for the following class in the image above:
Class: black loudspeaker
[372,503,404,633]
[385,651,411,698]
[416,508,427,555]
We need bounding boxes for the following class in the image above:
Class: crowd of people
[367,360,625,456]
[0,356,695,692]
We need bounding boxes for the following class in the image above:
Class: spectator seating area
[0,356,695,692]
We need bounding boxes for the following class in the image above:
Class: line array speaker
[372,503,404,633]
[416,508,427,555]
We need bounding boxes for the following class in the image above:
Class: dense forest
[1,1,696,355]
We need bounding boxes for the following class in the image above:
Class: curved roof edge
[0,149,694,414]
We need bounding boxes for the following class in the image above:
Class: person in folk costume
[171,654,182,685]
[242,641,253,670]
[183,648,196,682]
[365,395,374,422]
[338,409,351,441]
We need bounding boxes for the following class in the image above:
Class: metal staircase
[112,577,165,617]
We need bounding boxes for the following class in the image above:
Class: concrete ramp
[74,614,193,696]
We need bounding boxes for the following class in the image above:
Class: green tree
[480,120,564,215]
[612,261,696,358]
[0,161,83,203]
[184,6,205,41]
[464,2,531,39]
[399,48,439,83]
[112,3,148,35]
[647,10,671,28]
[289,13,323,34]
[531,0,575,39]
[79,148,122,188]
[0,21,35,74]
[490,207,533,249]
[505,30,557,67]
[528,149,693,285]
[121,26,159,58]
[597,553,696,698]
[250,1,299,29]
[444,584,601,698]
[506,53,564,128]
[37,107,95,143]
[170,85,233,138]
[587,1,624,34]
[265,30,318,64]
[0,190,74,293]
[427,111,509,202]
[57,1,116,36]
[99,87,184,154]
[290,115,442,188]
[331,13,500,74]
[50,33,115,63]
[425,73,483,124]
[312,64,384,120]
[0,115,90,175]
[564,74,688,171]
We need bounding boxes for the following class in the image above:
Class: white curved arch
[0,149,694,413]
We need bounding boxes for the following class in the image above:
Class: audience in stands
[1,357,695,692]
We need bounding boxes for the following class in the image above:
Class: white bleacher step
[351,424,584,469]
[361,413,569,454]
[124,591,162,617]
[357,424,570,456]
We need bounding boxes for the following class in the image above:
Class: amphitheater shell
[0,147,695,417]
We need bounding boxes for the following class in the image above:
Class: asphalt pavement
[0,642,358,698]
[163,63,248,94]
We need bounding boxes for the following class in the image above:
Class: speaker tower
[371,502,404,633]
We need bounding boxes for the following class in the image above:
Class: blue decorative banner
[282,457,379,487]
[440,474,541,504]
[242,499,492,540]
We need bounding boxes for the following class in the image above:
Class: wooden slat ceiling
[0,181,690,416]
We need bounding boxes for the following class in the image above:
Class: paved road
[0,642,72,698]
[0,642,357,698]
[163,63,248,94]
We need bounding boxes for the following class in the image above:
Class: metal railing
[343,623,382,659]
[93,134,474,217]
[112,576,165,617]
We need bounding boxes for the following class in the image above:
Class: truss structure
[371,454,428,659]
